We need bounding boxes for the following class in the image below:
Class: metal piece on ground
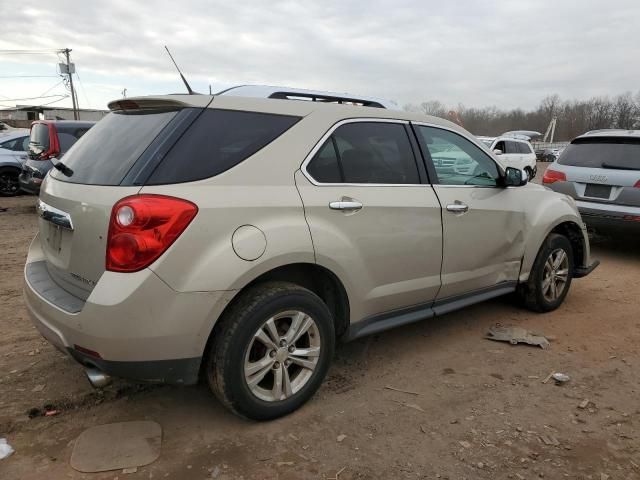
[552,372,570,384]
[485,325,551,350]
[70,421,162,473]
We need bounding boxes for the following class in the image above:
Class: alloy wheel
[0,171,19,196]
[244,310,321,402]
[542,248,569,302]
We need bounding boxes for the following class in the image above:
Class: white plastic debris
[0,438,15,460]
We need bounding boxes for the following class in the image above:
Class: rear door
[296,120,443,322]
[37,108,182,299]
[414,124,526,300]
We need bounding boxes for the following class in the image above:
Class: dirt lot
[2,170,640,479]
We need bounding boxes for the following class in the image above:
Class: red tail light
[106,195,198,272]
[634,180,640,188]
[542,168,567,184]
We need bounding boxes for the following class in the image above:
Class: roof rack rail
[215,85,397,109]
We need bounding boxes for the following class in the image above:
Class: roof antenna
[164,45,194,94]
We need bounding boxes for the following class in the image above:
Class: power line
[0,49,60,55]
[38,79,65,98]
[0,94,68,102]
[0,75,60,78]
[0,95,69,109]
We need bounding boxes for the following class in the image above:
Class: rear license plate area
[584,184,611,199]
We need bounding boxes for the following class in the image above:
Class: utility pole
[62,48,79,120]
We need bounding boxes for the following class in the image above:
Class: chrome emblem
[589,174,608,183]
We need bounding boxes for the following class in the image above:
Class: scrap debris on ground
[485,324,551,349]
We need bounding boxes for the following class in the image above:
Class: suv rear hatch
[38,102,198,299]
[555,136,640,206]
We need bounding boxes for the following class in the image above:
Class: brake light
[634,180,640,188]
[542,168,566,184]
[106,195,198,272]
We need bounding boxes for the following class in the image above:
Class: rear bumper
[18,170,43,194]
[577,200,640,231]
[23,237,236,385]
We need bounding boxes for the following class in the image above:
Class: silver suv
[24,92,598,420]
[543,129,640,232]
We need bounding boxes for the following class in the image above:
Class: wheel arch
[200,262,350,376]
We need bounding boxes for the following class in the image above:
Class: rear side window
[558,137,640,170]
[50,110,178,185]
[505,141,519,154]
[515,142,527,154]
[305,122,419,184]
[147,109,300,184]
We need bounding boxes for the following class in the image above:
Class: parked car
[478,136,538,178]
[24,92,598,420]
[543,129,640,232]
[535,147,564,163]
[0,130,30,196]
[19,120,95,195]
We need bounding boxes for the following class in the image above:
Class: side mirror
[504,167,528,187]
[493,149,503,155]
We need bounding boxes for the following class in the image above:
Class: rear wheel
[0,167,20,197]
[519,233,573,312]
[207,281,335,420]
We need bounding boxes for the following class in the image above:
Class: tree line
[404,91,640,141]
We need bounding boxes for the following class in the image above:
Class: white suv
[478,136,538,178]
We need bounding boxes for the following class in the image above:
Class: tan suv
[24,92,598,420]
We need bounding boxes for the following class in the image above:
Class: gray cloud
[1,0,639,109]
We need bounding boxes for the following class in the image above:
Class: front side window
[305,122,420,184]
[416,126,500,186]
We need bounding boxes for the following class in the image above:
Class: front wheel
[519,233,574,312]
[206,281,335,420]
[0,167,20,197]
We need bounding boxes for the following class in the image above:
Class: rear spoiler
[108,95,212,112]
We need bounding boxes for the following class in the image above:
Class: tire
[0,167,20,197]
[524,166,534,180]
[519,233,574,312]
[206,281,335,420]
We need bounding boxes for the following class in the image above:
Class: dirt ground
[2,167,640,479]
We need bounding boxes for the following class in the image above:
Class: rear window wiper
[53,160,74,177]
[601,162,640,171]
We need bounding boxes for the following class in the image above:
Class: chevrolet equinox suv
[24,93,598,420]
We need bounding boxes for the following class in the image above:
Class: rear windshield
[558,137,640,170]
[57,125,92,154]
[146,109,300,184]
[50,110,178,185]
[29,123,50,156]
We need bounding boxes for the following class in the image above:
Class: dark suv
[19,120,95,194]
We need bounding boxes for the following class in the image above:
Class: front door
[296,120,443,323]
[414,124,526,300]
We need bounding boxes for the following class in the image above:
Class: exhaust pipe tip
[85,367,112,388]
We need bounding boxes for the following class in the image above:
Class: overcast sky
[1,0,639,112]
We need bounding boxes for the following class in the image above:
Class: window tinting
[49,110,177,185]
[306,139,342,183]
[417,126,500,186]
[558,137,640,170]
[305,122,419,184]
[147,109,300,184]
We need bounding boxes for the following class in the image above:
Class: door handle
[446,203,469,213]
[329,200,363,211]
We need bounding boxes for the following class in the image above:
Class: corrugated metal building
[0,105,107,127]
